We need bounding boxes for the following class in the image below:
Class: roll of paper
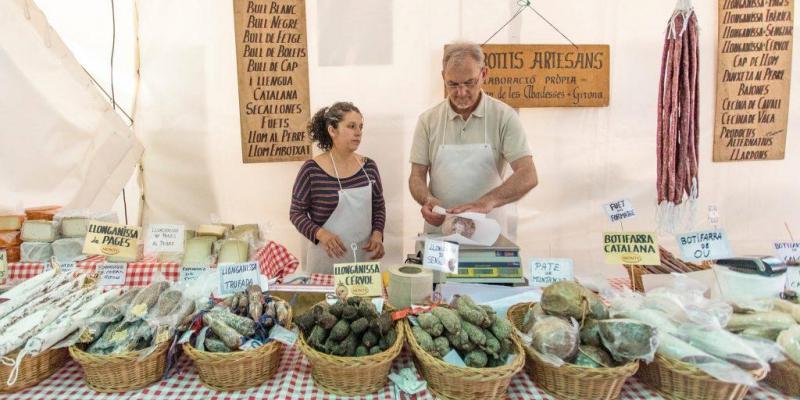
[387,264,433,309]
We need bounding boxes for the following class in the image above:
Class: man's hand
[421,196,445,227]
[447,198,496,215]
[315,228,346,258]
[363,231,385,260]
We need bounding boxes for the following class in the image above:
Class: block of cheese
[183,237,215,264]
[185,230,196,239]
[21,242,53,262]
[228,224,261,241]
[2,246,21,262]
[52,238,88,262]
[217,239,250,264]
[157,252,183,263]
[196,224,229,239]
[61,217,89,237]
[25,205,62,221]
[0,215,25,231]
[0,230,21,247]
[21,220,58,242]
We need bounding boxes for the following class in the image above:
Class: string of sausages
[657,7,699,221]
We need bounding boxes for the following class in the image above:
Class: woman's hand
[363,231,385,260]
[316,228,346,258]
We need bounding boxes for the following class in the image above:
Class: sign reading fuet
[603,232,660,265]
[333,262,382,297]
[83,221,141,261]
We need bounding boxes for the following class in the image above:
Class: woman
[290,102,386,274]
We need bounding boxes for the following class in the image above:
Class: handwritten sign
[333,261,382,297]
[83,220,141,262]
[603,232,660,265]
[0,249,6,280]
[233,0,312,163]
[180,265,210,283]
[476,44,610,108]
[99,263,127,287]
[45,261,76,275]
[713,0,794,161]
[786,266,800,291]
[676,229,733,262]
[775,242,800,265]
[530,258,574,287]
[145,224,185,254]
[219,261,261,296]
[603,199,636,223]
[708,205,721,226]
[422,239,459,274]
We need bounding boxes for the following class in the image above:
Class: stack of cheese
[51,211,93,263]
[20,219,59,262]
[24,205,61,221]
[0,215,25,262]
[182,223,260,266]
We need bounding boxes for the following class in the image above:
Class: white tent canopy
[2,0,798,277]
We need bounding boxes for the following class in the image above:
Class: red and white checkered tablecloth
[1,255,106,285]
[258,241,300,283]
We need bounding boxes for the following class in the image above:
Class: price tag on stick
[676,230,732,262]
[218,261,260,296]
[530,258,573,288]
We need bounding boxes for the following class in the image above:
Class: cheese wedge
[0,216,25,231]
[196,224,229,239]
[52,238,87,262]
[21,220,58,242]
[0,231,21,247]
[21,242,53,262]
[25,205,61,221]
[183,237,215,264]
[217,239,250,264]
[61,217,89,237]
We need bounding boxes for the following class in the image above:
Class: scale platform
[411,235,524,285]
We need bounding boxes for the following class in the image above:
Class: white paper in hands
[425,206,500,246]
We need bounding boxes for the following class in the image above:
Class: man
[408,42,538,241]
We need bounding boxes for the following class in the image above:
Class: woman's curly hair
[308,102,361,151]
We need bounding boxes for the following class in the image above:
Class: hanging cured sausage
[657,1,699,231]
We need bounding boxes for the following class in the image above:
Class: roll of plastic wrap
[387,264,433,308]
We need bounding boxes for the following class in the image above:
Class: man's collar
[446,91,486,120]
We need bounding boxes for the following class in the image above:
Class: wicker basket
[183,297,293,391]
[624,248,709,292]
[637,353,766,400]
[296,304,404,395]
[69,341,170,393]
[507,302,638,400]
[0,348,69,393]
[763,359,800,397]
[404,318,525,400]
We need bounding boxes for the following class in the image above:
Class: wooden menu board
[713,0,794,162]
[233,0,311,163]
[474,44,610,108]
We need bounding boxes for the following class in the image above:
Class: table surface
[2,277,795,399]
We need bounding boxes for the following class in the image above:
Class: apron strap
[329,152,373,189]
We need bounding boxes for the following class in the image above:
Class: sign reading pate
[83,220,141,261]
[333,261,383,297]
[713,0,794,162]
[676,230,733,262]
[145,224,185,254]
[233,0,311,163]
[775,242,800,265]
[530,258,574,288]
[603,199,636,223]
[474,44,610,108]
[219,261,261,296]
[422,239,459,274]
[99,263,127,287]
[603,232,660,266]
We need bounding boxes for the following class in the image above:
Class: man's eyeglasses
[445,76,481,90]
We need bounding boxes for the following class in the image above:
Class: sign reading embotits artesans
[233,0,312,163]
[474,44,610,108]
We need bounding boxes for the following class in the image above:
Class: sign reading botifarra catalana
[603,232,660,265]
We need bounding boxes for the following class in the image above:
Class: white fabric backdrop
[8,0,799,278]
[0,0,142,215]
